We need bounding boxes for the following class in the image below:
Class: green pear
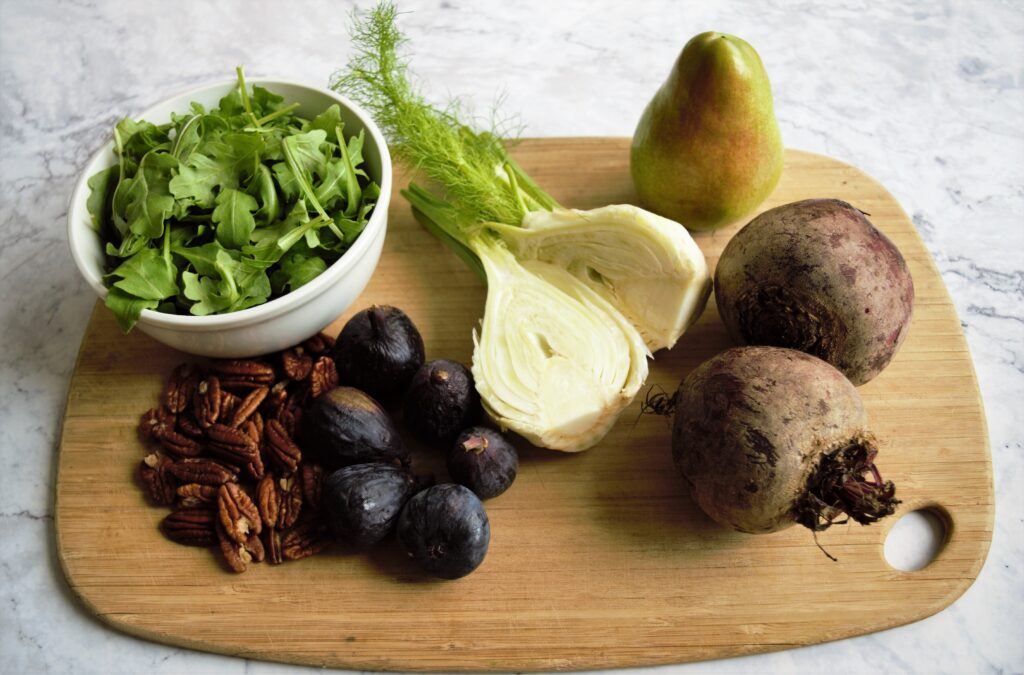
[630,32,784,231]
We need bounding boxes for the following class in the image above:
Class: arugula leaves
[87,68,380,332]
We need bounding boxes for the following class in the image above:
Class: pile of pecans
[136,333,338,573]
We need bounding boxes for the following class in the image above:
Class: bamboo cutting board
[55,140,993,671]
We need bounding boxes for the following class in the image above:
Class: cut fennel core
[332,3,712,452]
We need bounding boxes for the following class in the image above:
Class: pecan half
[217,482,262,544]
[176,413,205,440]
[139,453,176,505]
[278,475,303,529]
[163,363,199,414]
[264,380,289,417]
[275,397,303,438]
[168,458,237,485]
[308,356,338,399]
[241,419,261,450]
[194,376,222,428]
[139,407,176,443]
[264,528,283,564]
[157,427,202,458]
[176,483,218,508]
[229,386,269,428]
[161,509,216,546]
[302,332,335,355]
[256,473,280,529]
[282,347,314,381]
[218,390,241,424]
[207,423,263,479]
[245,530,266,563]
[264,418,301,474]
[211,360,276,392]
[216,521,251,573]
[281,520,330,561]
[300,463,325,512]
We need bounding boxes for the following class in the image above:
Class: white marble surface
[1,0,1022,672]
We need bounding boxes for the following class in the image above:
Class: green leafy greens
[87,67,380,332]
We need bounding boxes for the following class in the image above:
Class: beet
[397,483,490,579]
[447,427,518,499]
[302,386,408,470]
[714,199,914,385]
[333,306,425,403]
[403,359,482,444]
[322,463,417,548]
[668,346,899,538]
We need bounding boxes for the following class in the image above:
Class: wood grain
[55,140,993,671]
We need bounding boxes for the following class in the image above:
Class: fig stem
[461,436,489,454]
[368,306,385,338]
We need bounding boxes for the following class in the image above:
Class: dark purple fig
[323,463,418,548]
[403,359,482,444]
[397,483,490,579]
[333,306,425,403]
[447,427,518,499]
[302,386,408,470]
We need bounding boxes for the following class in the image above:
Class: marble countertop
[2,0,1021,672]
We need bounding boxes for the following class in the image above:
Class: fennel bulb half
[333,3,711,452]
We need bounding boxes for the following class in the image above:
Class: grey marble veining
[1,0,1021,673]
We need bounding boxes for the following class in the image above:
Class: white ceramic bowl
[67,78,392,357]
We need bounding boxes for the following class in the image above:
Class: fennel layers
[332,4,711,452]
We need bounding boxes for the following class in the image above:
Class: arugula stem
[277,215,324,252]
[171,114,201,159]
[236,66,261,129]
[256,102,300,126]
[162,222,171,265]
[282,136,330,220]
[336,124,361,216]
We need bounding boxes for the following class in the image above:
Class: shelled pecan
[278,475,303,529]
[217,482,261,544]
[163,364,198,414]
[300,463,325,513]
[229,386,269,428]
[218,522,267,572]
[207,423,263,479]
[302,332,334,355]
[264,527,283,565]
[176,483,218,508]
[264,418,301,474]
[256,473,280,529]
[308,356,338,399]
[161,509,217,546]
[193,376,221,428]
[281,519,330,561]
[282,347,314,381]
[157,427,203,458]
[211,360,276,392]
[176,413,205,440]
[218,390,241,424]
[167,458,237,485]
[139,453,176,505]
[139,407,176,443]
[133,332,339,574]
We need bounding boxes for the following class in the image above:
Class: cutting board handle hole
[883,507,948,571]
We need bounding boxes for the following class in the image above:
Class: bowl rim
[67,76,392,331]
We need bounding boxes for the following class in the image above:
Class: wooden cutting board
[55,139,993,671]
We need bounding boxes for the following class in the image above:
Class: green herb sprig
[86,68,380,332]
[330,2,557,274]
